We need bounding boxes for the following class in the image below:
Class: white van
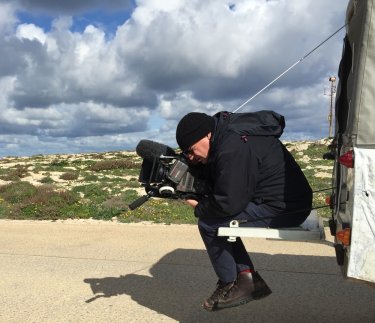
[328,0,375,284]
[218,0,375,285]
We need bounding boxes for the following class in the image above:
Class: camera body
[139,154,208,199]
[129,141,209,210]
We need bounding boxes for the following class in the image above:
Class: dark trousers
[198,202,308,283]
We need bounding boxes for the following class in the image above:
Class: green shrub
[0,172,20,182]
[121,197,195,224]
[50,159,69,167]
[0,140,335,222]
[0,165,29,181]
[83,174,99,182]
[40,176,54,184]
[0,201,9,219]
[14,165,29,178]
[9,185,79,220]
[29,185,78,205]
[90,159,140,172]
[0,182,37,204]
[102,196,127,210]
[123,179,141,188]
[60,172,79,181]
[72,184,108,203]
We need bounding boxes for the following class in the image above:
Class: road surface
[0,219,374,323]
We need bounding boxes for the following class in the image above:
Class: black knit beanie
[176,112,215,151]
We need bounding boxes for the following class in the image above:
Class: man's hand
[184,199,198,208]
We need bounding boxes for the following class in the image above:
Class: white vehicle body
[218,0,375,285]
[329,0,375,284]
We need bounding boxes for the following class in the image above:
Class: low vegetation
[0,140,333,224]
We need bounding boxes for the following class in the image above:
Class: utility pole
[324,76,336,138]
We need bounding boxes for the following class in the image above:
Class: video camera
[129,140,209,210]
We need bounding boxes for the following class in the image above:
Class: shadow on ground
[84,249,375,323]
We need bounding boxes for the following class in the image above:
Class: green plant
[0,199,9,219]
[90,159,140,172]
[295,146,333,219]
[0,172,20,182]
[119,190,195,224]
[50,159,69,167]
[40,176,55,184]
[83,174,99,182]
[123,178,141,188]
[0,164,29,181]
[11,185,79,220]
[72,184,109,203]
[0,140,335,222]
[60,172,79,181]
[0,182,37,204]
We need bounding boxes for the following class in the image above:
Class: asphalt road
[0,219,374,323]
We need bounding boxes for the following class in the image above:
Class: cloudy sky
[0,0,348,157]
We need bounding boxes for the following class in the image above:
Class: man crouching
[176,111,312,311]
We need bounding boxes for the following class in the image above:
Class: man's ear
[207,132,212,140]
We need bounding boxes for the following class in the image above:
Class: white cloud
[0,0,348,156]
[0,0,133,15]
[0,2,18,35]
[16,23,46,43]
[0,76,16,107]
[158,92,226,119]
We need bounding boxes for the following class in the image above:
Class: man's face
[184,133,211,164]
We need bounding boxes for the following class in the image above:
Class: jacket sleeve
[195,137,259,218]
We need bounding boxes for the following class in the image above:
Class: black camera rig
[129,140,209,210]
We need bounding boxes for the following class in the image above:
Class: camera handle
[129,193,154,210]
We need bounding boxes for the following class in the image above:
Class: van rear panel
[345,0,375,145]
[332,0,375,284]
[347,147,375,283]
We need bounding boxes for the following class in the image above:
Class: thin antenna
[324,76,337,138]
[233,24,346,113]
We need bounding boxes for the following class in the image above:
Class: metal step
[217,210,325,242]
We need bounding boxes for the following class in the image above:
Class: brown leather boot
[202,271,272,311]
[238,271,272,300]
[202,280,235,311]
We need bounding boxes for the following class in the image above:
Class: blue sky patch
[16,7,134,36]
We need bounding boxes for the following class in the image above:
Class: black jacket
[194,112,312,219]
